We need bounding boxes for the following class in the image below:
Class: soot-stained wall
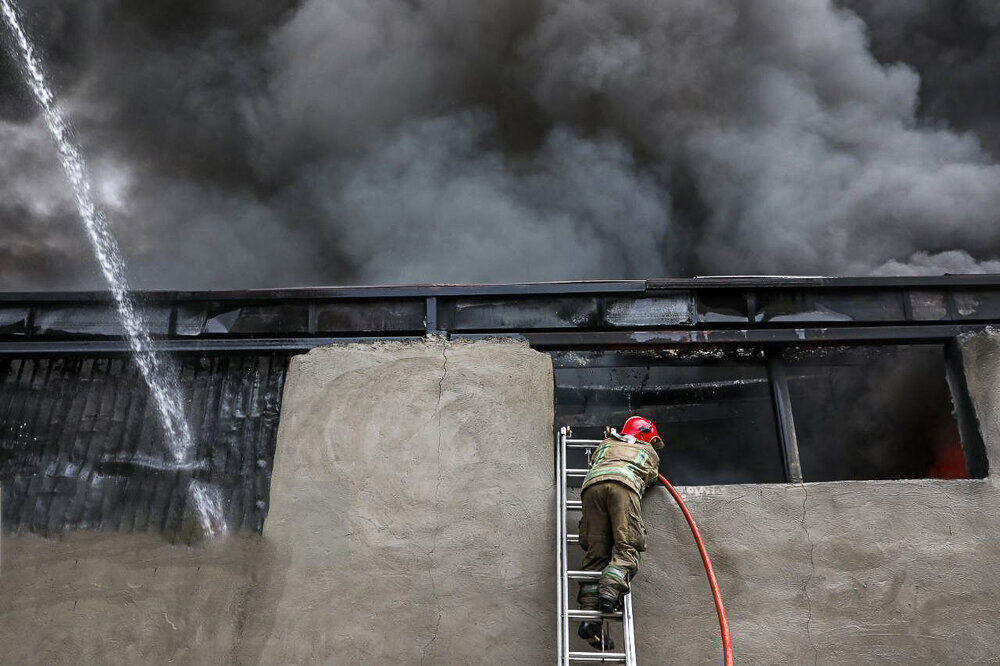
[0,354,288,534]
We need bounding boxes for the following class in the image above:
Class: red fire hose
[657,474,734,666]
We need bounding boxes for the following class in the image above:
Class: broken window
[554,350,786,485]
[783,344,975,481]
[554,342,985,486]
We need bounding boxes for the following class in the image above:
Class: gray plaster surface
[262,338,555,664]
[0,532,282,664]
[629,478,1000,664]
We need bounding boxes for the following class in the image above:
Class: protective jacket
[581,433,660,497]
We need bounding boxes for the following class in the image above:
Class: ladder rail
[622,592,637,665]
[556,427,565,665]
[559,430,638,666]
[560,428,571,664]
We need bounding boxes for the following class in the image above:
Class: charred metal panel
[906,290,951,321]
[555,377,771,405]
[194,304,310,335]
[176,303,311,335]
[524,324,987,349]
[32,305,171,338]
[952,289,1000,320]
[0,308,28,336]
[446,295,694,331]
[445,296,602,330]
[602,296,692,327]
[313,299,425,333]
[0,353,289,535]
[175,305,209,336]
[755,289,906,324]
[695,290,751,324]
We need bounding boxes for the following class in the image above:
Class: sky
[1,0,1000,290]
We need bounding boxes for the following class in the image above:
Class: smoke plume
[2,0,1000,289]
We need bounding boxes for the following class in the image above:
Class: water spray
[0,0,223,536]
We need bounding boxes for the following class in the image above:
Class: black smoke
[2,0,1000,290]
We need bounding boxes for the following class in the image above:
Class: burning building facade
[1,275,999,663]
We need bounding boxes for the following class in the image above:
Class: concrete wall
[2,333,1000,664]
[0,338,556,664]
[627,330,1000,663]
[0,533,282,664]
[261,339,555,663]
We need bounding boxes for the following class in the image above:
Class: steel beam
[766,356,804,483]
[944,339,990,478]
[2,278,1000,349]
[0,336,425,356]
[523,324,985,349]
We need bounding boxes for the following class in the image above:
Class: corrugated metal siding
[0,354,289,535]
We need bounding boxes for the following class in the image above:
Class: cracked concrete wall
[622,329,1000,664]
[261,338,555,663]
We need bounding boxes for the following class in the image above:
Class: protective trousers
[576,480,647,609]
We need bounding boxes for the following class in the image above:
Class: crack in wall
[420,342,448,666]
[349,514,412,544]
[800,482,819,665]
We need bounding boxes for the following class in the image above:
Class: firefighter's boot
[578,620,615,651]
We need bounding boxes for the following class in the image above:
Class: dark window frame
[553,336,988,485]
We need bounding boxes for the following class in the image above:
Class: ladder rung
[566,500,582,510]
[568,652,627,663]
[566,468,589,477]
[567,533,579,543]
[567,609,623,620]
[567,570,600,580]
[566,438,604,444]
[567,443,598,449]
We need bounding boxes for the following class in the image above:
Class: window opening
[554,349,785,485]
[782,344,976,481]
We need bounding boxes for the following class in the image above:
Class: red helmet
[621,416,660,445]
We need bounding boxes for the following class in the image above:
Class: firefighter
[577,415,664,651]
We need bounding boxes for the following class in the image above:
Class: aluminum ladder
[556,426,638,665]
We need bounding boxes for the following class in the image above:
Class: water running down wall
[0,354,289,535]
[0,0,219,533]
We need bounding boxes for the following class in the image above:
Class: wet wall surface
[0,353,290,535]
